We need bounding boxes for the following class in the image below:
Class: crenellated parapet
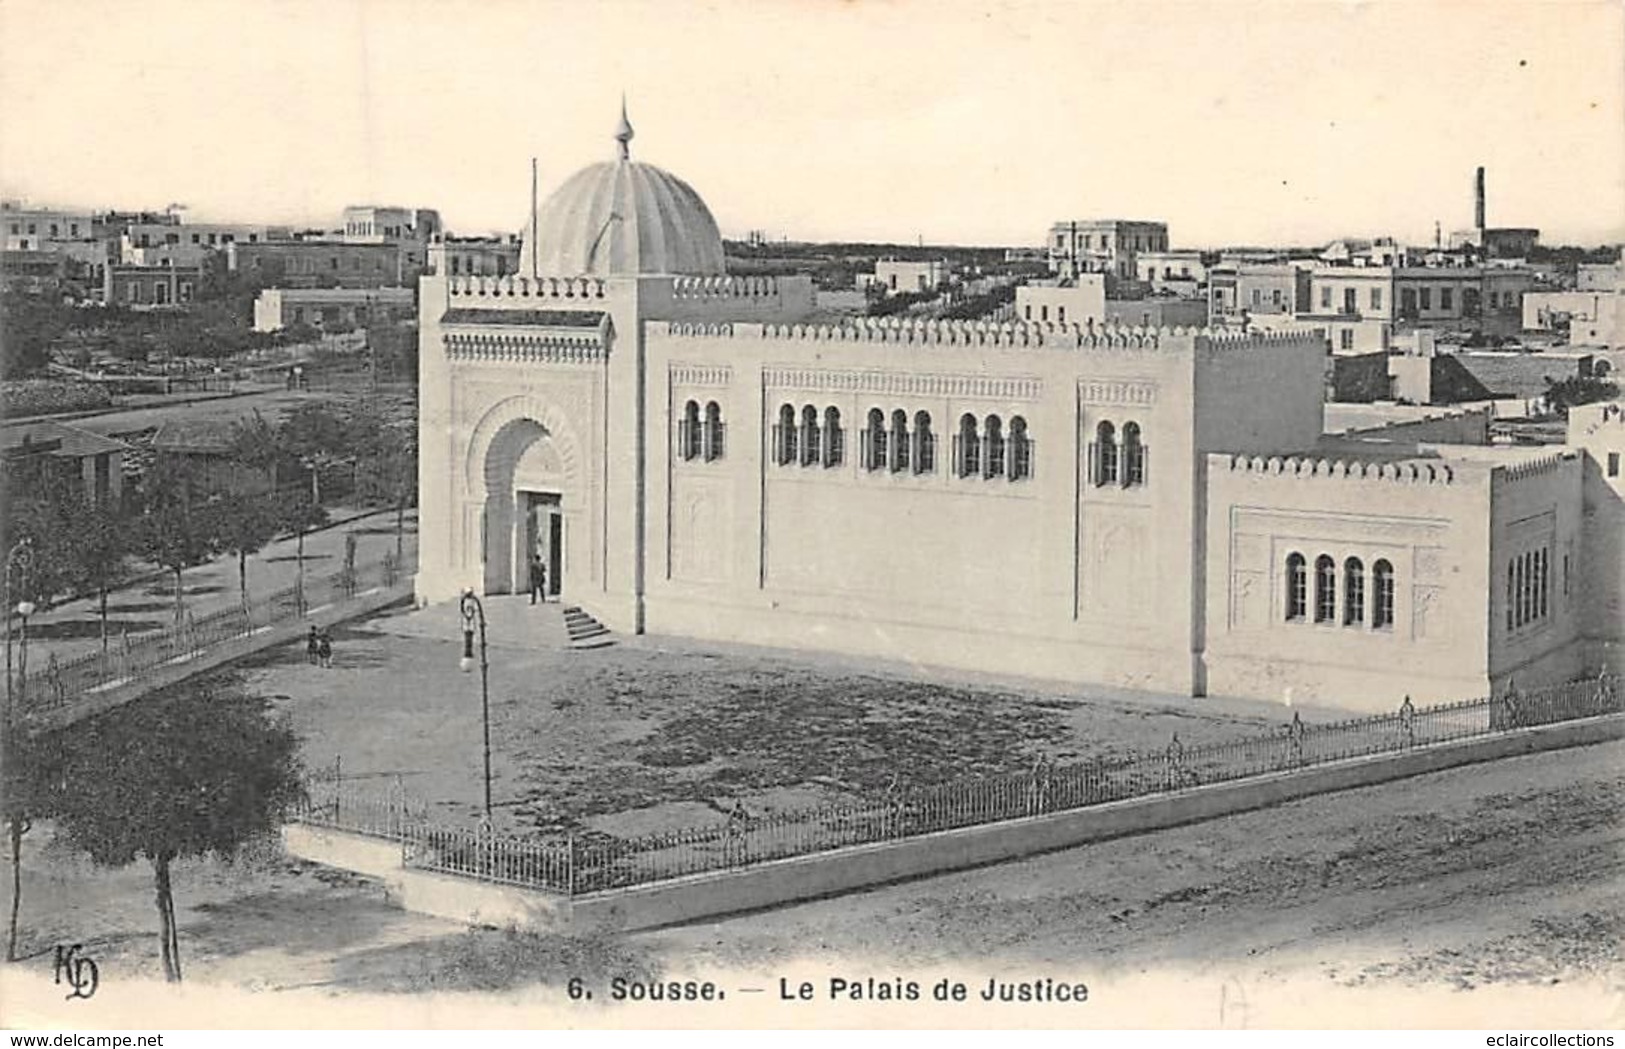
[1496,451,1575,484]
[446,274,609,301]
[654,318,1326,356]
[443,329,607,364]
[670,275,789,300]
[1216,453,1458,485]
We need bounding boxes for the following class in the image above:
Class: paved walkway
[9,507,418,670]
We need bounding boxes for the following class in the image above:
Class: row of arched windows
[774,404,847,468]
[1285,553,1394,630]
[1506,546,1550,632]
[771,405,1033,481]
[1089,420,1148,488]
[952,413,1032,481]
[678,400,726,462]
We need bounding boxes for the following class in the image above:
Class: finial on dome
[614,95,634,161]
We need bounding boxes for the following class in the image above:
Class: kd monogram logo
[53,944,99,1001]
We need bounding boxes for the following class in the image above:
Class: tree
[276,490,329,607]
[349,400,417,560]
[1542,375,1619,416]
[48,681,304,982]
[133,458,222,625]
[2,727,60,963]
[60,496,129,654]
[0,497,76,609]
[215,494,280,603]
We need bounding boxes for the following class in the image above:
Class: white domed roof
[517,105,726,278]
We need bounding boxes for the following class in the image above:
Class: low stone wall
[284,713,1624,934]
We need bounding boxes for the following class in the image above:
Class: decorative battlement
[670,275,791,301]
[1217,453,1458,485]
[444,330,606,364]
[658,318,1323,354]
[446,275,608,301]
[1497,451,1576,484]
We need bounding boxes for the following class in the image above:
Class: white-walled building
[253,286,416,332]
[1014,277,1106,327]
[417,108,1625,713]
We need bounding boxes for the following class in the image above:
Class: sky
[1,0,1622,250]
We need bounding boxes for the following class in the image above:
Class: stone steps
[562,605,614,649]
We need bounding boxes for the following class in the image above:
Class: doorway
[522,491,563,599]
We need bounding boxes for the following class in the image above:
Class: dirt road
[639,738,1624,1016]
[4,739,1618,1027]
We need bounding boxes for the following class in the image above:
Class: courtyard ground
[3,739,1619,1026]
[233,597,1355,838]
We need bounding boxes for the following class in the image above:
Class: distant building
[1523,289,1623,350]
[1014,276,1106,326]
[428,234,522,279]
[1105,296,1207,329]
[342,206,442,244]
[1208,263,1312,321]
[1307,266,1534,337]
[253,286,416,332]
[103,261,204,307]
[1,201,95,252]
[1134,250,1207,297]
[1576,261,1624,293]
[1046,219,1168,284]
[226,240,419,289]
[120,221,290,267]
[1,421,128,507]
[1447,167,1540,259]
[860,258,948,295]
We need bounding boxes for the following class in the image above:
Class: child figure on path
[317,630,333,669]
[306,625,320,665]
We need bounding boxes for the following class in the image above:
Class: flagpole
[530,156,539,279]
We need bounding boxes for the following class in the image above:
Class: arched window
[1009,416,1031,481]
[913,411,935,474]
[776,403,797,466]
[800,405,820,467]
[957,413,980,478]
[984,415,1005,479]
[823,406,844,467]
[1314,555,1337,623]
[1094,421,1118,486]
[704,401,724,461]
[1343,557,1365,626]
[1285,553,1307,621]
[890,409,910,473]
[1373,559,1395,629]
[1520,551,1532,626]
[1513,556,1524,627]
[680,400,701,462]
[865,408,888,471]
[1123,421,1146,487]
[1537,548,1548,619]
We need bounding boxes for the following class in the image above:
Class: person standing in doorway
[529,554,548,605]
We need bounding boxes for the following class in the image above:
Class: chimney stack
[1474,166,1486,229]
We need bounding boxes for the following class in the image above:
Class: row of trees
[4,678,303,982]
[3,396,413,634]
[3,461,329,638]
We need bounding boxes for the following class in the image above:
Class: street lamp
[14,602,35,709]
[4,540,34,720]
[458,589,492,826]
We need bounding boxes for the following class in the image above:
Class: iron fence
[291,674,1622,898]
[15,557,406,713]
